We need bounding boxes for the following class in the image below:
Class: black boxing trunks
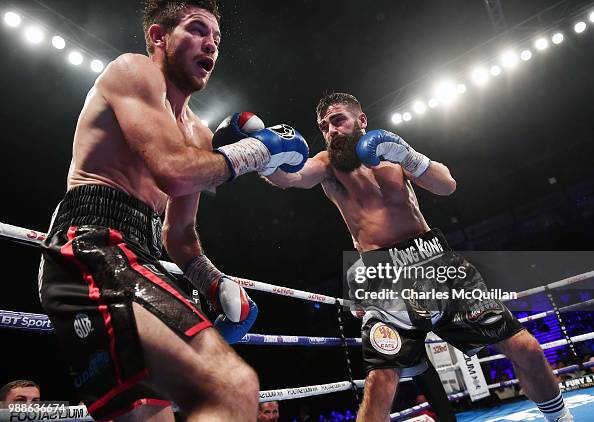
[358,229,524,375]
[38,184,212,421]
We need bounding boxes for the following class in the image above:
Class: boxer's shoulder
[97,53,165,100]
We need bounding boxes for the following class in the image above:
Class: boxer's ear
[148,24,167,51]
[358,112,368,130]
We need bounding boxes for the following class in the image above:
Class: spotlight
[574,21,586,33]
[471,67,489,85]
[51,35,65,50]
[552,32,564,44]
[391,113,403,124]
[24,26,44,44]
[413,101,426,115]
[457,83,466,94]
[500,50,518,68]
[490,65,501,76]
[520,50,532,61]
[590,11,594,23]
[402,112,412,122]
[90,59,104,73]
[4,11,21,27]
[434,79,457,104]
[68,51,83,66]
[428,98,439,108]
[534,37,549,51]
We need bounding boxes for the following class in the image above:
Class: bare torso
[68,60,211,214]
[318,152,430,252]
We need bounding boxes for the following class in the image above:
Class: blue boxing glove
[214,295,258,344]
[216,124,309,179]
[253,124,309,176]
[356,129,430,177]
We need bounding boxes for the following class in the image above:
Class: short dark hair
[0,380,39,401]
[142,0,220,54]
[316,92,362,121]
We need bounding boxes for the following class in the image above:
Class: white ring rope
[0,222,351,306]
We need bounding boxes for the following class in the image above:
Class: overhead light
[391,113,403,124]
[402,112,412,122]
[428,98,439,108]
[90,59,104,73]
[589,11,594,23]
[24,26,44,44]
[434,79,457,104]
[457,83,467,94]
[413,101,427,115]
[535,37,549,51]
[68,51,83,66]
[574,21,587,33]
[471,67,489,85]
[520,50,532,61]
[51,35,65,49]
[490,65,501,76]
[4,11,21,27]
[551,32,564,44]
[500,50,518,68]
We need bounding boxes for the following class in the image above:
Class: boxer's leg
[132,303,259,421]
[413,360,456,422]
[494,330,572,421]
[115,403,175,422]
[357,368,399,422]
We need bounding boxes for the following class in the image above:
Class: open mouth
[196,57,214,72]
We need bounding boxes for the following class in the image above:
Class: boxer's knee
[231,363,260,407]
[363,368,399,412]
[496,330,545,369]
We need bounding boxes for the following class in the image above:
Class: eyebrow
[186,15,221,38]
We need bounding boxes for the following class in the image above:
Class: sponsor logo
[26,230,46,241]
[387,235,444,266]
[237,278,256,288]
[268,124,295,140]
[307,294,327,302]
[432,344,448,354]
[73,313,93,339]
[272,286,295,296]
[369,322,401,355]
[309,337,327,344]
[467,300,503,325]
[73,350,109,389]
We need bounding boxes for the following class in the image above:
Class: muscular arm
[265,151,329,189]
[404,161,456,196]
[97,54,230,197]
[162,193,203,269]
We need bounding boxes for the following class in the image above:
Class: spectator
[258,400,279,422]
[0,380,40,408]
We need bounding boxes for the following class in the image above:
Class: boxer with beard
[327,122,364,173]
[265,93,571,422]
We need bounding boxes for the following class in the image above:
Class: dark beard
[165,46,199,94]
[327,126,364,173]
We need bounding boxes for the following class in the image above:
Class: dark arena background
[2,1,594,421]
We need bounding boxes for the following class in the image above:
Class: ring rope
[0,222,352,306]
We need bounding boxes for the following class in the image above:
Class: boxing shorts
[356,229,524,375]
[38,184,212,421]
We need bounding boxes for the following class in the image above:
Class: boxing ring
[2,221,594,421]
